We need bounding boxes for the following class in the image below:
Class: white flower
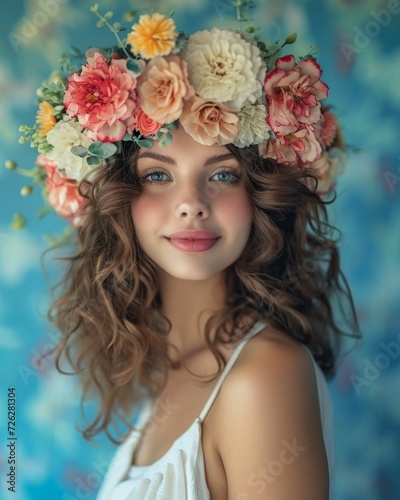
[46,119,93,182]
[234,103,271,147]
[184,28,266,112]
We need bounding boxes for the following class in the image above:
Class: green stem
[14,166,37,177]
[91,9,134,60]
[235,1,241,21]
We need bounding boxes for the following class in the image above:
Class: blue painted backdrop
[0,0,399,499]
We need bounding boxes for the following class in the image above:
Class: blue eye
[211,170,240,183]
[140,168,240,185]
[140,170,169,184]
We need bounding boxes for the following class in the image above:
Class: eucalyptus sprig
[39,80,67,106]
[59,46,85,74]
[90,4,133,61]
[71,141,118,166]
[18,124,53,155]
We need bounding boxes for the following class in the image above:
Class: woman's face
[130,126,253,281]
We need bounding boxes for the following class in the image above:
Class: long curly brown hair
[43,138,360,444]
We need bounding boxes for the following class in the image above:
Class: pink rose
[138,55,195,124]
[264,55,329,135]
[259,126,322,165]
[64,52,138,142]
[180,96,239,146]
[37,155,88,227]
[134,109,163,136]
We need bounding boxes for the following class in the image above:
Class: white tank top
[96,321,335,499]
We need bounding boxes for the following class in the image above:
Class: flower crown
[7,3,346,236]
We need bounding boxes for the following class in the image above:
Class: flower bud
[5,160,17,170]
[285,32,297,45]
[20,186,33,196]
[123,10,137,22]
[10,212,26,230]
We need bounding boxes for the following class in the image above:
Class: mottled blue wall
[0,0,399,499]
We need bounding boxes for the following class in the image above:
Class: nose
[175,187,210,219]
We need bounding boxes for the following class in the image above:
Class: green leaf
[126,59,142,74]
[88,141,117,159]
[112,21,121,31]
[159,131,173,147]
[163,121,179,131]
[70,45,84,56]
[87,155,102,166]
[174,32,188,52]
[119,26,128,32]
[90,4,99,12]
[137,139,153,148]
[96,19,106,28]
[104,11,113,19]
[71,146,88,158]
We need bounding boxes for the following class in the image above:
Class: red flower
[64,52,139,142]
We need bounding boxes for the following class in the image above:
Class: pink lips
[165,230,220,253]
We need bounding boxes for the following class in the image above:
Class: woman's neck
[156,269,227,360]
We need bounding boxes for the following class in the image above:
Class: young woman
[12,6,360,499]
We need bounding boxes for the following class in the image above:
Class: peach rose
[138,55,195,124]
[134,109,163,136]
[180,96,239,146]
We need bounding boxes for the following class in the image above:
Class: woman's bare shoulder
[215,324,320,429]
[211,325,328,499]
[237,324,313,370]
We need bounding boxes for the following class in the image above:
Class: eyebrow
[137,151,237,167]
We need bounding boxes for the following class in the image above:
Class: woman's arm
[215,338,329,500]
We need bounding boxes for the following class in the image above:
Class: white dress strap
[198,320,268,423]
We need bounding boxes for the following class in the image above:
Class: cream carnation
[234,103,271,148]
[184,28,266,112]
[46,119,93,182]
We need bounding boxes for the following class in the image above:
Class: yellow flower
[36,102,56,137]
[127,13,178,59]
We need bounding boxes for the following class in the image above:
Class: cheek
[218,191,253,230]
[131,198,157,242]
[131,195,165,231]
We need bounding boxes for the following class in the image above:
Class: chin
[157,263,227,282]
